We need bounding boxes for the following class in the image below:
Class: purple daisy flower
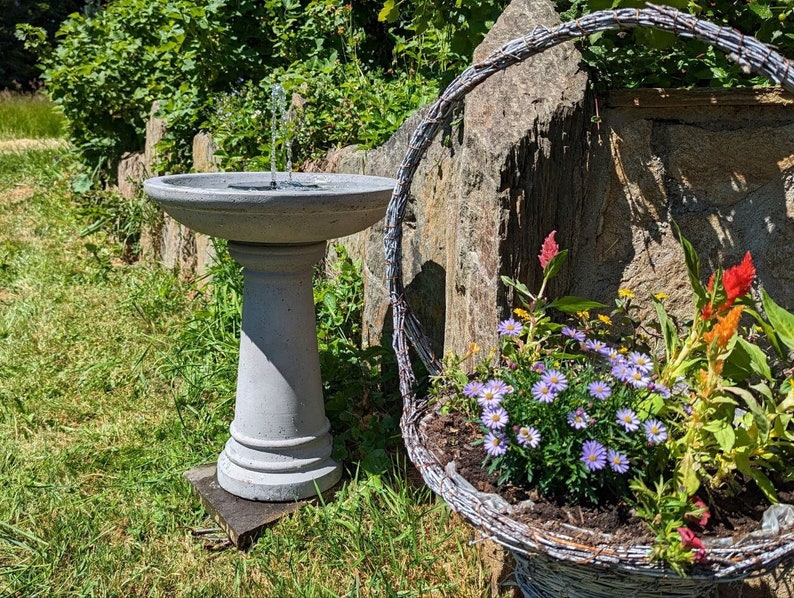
[531,380,556,403]
[463,380,485,398]
[516,426,541,449]
[488,379,512,396]
[477,379,508,409]
[530,361,546,374]
[584,339,607,353]
[562,327,586,342]
[482,407,509,430]
[628,351,654,374]
[611,362,632,383]
[567,408,589,430]
[615,408,640,432]
[498,318,524,337]
[627,368,651,389]
[644,419,668,444]
[603,349,623,366]
[581,440,607,471]
[607,449,630,474]
[542,369,568,393]
[588,380,612,401]
[653,382,671,399]
[483,433,508,457]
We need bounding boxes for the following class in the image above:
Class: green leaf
[501,276,533,300]
[653,296,678,361]
[750,469,778,503]
[543,249,569,280]
[712,425,736,452]
[547,296,607,314]
[378,0,400,23]
[726,338,772,382]
[671,221,707,307]
[762,289,794,351]
[747,1,774,20]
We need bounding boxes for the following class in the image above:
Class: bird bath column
[217,241,340,501]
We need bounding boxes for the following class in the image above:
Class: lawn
[0,103,498,596]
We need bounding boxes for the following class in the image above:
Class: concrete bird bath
[144,171,396,502]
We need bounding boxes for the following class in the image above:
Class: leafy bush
[557,0,794,88]
[21,0,388,177]
[205,65,436,170]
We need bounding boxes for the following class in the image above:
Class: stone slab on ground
[184,463,336,550]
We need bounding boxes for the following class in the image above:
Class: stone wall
[116,103,218,280]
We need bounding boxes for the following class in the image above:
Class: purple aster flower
[542,369,568,393]
[530,361,546,374]
[562,327,586,342]
[628,351,654,374]
[644,419,668,444]
[477,379,508,409]
[627,368,651,389]
[483,433,508,457]
[488,379,512,396]
[584,339,607,353]
[516,426,541,449]
[611,362,632,383]
[653,382,671,399]
[581,440,607,471]
[463,380,485,398]
[498,318,524,337]
[482,407,509,430]
[588,380,612,401]
[567,408,589,430]
[531,380,556,403]
[615,408,640,432]
[603,349,623,366]
[607,449,630,474]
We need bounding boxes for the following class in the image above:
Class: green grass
[0,92,65,140]
[0,144,498,596]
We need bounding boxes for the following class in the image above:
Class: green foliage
[315,247,401,472]
[557,0,794,88]
[378,0,508,82]
[205,66,436,169]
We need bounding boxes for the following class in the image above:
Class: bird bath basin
[144,171,396,501]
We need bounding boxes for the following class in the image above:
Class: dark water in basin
[228,181,321,192]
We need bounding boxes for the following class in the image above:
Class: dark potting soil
[422,409,794,547]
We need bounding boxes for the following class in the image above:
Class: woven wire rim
[383,3,794,578]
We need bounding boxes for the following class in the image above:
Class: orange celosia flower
[703,252,755,318]
[703,305,744,350]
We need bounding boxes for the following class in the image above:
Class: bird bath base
[184,463,341,550]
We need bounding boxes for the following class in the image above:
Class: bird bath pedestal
[144,172,395,541]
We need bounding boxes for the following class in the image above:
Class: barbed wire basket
[383,4,794,596]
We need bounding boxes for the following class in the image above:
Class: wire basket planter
[383,4,794,595]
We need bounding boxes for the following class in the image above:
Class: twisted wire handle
[384,3,794,404]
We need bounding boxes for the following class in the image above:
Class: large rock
[568,89,794,321]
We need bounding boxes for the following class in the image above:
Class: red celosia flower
[677,527,707,563]
[685,495,711,528]
[703,252,755,318]
[538,231,559,270]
